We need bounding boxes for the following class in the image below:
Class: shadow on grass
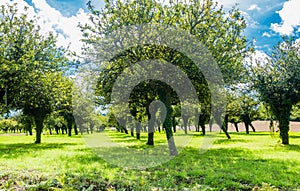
[68,145,300,190]
[274,144,300,152]
[111,138,167,145]
[214,138,251,144]
[229,132,274,136]
[0,142,79,159]
[289,135,300,139]
[156,147,299,189]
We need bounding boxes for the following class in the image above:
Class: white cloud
[0,0,35,17]
[262,32,271,38]
[1,0,91,57]
[248,4,261,11]
[241,11,259,29]
[244,50,269,67]
[216,0,239,8]
[270,0,300,35]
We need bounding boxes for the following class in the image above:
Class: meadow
[1,130,300,191]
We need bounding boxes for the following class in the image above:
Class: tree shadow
[69,146,300,190]
[214,138,251,144]
[273,144,300,152]
[229,132,274,136]
[0,142,79,159]
[289,135,300,139]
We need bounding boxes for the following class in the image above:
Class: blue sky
[2,0,300,56]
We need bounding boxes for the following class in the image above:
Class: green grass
[1,131,300,190]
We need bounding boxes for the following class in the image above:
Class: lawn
[1,130,300,190]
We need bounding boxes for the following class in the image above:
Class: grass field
[1,130,300,190]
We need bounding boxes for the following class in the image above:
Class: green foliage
[253,38,300,144]
[72,86,102,134]
[82,0,250,150]
[255,38,300,115]
[257,103,274,120]
[0,118,19,132]
[83,0,249,103]
[45,114,66,130]
[0,4,69,110]
[291,103,300,121]
[226,88,259,122]
[0,3,73,142]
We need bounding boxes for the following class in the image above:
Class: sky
[1,0,299,58]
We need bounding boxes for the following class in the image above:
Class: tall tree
[82,0,249,154]
[0,4,69,143]
[253,38,300,144]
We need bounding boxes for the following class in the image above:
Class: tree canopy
[81,0,250,155]
[252,38,300,144]
[0,4,71,143]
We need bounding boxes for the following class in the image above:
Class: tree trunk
[278,112,290,145]
[34,115,45,144]
[201,124,205,135]
[147,132,154,145]
[79,126,83,135]
[195,124,199,132]
[172,116,176,133]
[269,120,275,132]
[55,126,59,134]
[119,118,128,134]
[146,105,155,145]
[221,125,231,139]
[223,114,229,132]
[159,88,178,156]
[216,114,231,139]
[90,125,93,134]
[28,127,33,135]
[74,123,78,135]
[65,113,74,137]
[26,122,33,136]
[195,112,200,132]
[182,116,188,134]
[198,113,207,135]
[49,126,52,135]
[209,118,213,132]
[122,126,128,134]
[67,122,72,137]
[147,121,155,145]
[249,123,256,132]
[130,127,134,137]
[242,114,251,134]
[233,122,239,132]
[62,126,65,134]
[136,123,141,140]
[68,126,72,136]
[244,122,249,134]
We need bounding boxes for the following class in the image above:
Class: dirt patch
[200,120,300,132]
[226,120,300,132]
